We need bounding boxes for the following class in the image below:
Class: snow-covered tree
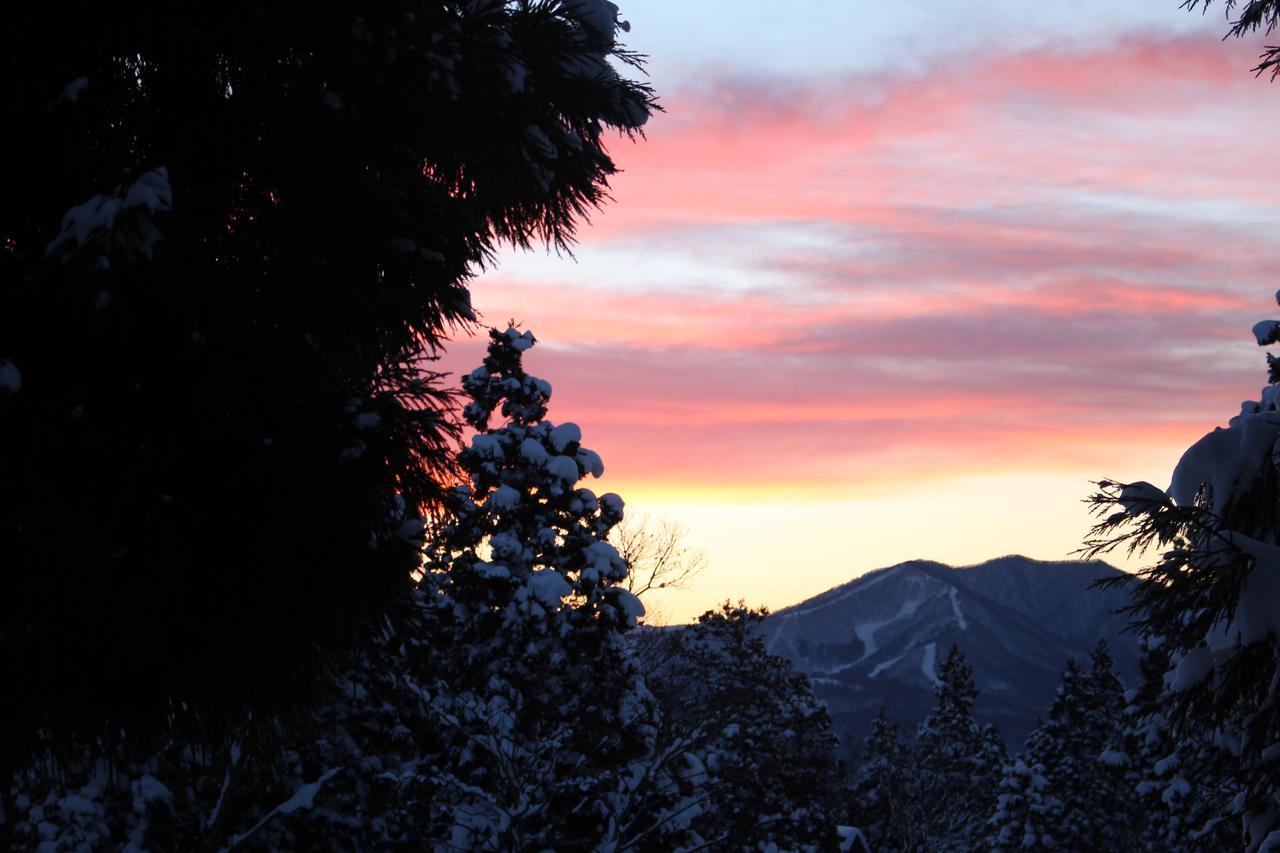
[848,708,915,851]
[986,758,1057,852]
[420,325,663,848]
[1021,658,1109,848]
[0,0,657,770]
[643,602,845,850]
[911,645,1008,850]
[1084,294,1280,848]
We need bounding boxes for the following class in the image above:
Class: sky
[445,1,1280,624]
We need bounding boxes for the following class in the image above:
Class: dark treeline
[848,641,1239,851]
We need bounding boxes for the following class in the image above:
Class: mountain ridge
[764,555,1136,748]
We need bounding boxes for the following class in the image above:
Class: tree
[643,602,845,850]
[1022,658,1111,849]
[1183,1,1280,77]
[1084,295,1280,848]
[911,645,1008,850]
[848,709,915,851]
[986,758,1056,852]
[0,1,656,769]
[419,325,663,848]
[612,512,708,602]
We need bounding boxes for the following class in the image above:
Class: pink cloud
[450,32,1280,499]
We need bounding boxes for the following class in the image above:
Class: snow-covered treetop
[435,325,642,629]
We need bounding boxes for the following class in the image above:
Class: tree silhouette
[0,2,655,770]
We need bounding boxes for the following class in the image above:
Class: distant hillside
[763,555,1136,749]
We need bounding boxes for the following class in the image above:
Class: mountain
[762,555,1137,749]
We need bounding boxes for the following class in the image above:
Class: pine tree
[643,603,845,850]
[0,1,657,772]
[911,645,1008,850]
[420,325,661,848]
[1083,293,1280,847]
[848,708,915,851]
[1084,640,1132,849]
[986,758,1057,852]
[1114,637,1241,851]
[1023,658,1100,848]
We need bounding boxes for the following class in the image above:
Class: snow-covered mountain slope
[763,556,1135,749]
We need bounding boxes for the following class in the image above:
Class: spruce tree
[1084,294,1280,847]
[986,758,1056,852]
[912,645,1008,850]
[420,325,660,848]
[643,603,845,850]
[848,708,915,851]
[1084,640,1132,849]
[1114,637,1241,851]
[0,1,656,769]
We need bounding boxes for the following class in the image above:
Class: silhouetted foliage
[1084,296,1280,847]
[1184,0,1280,77]
[0,1,654,773]
[644,602,846,850]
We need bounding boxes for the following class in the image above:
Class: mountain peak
[765,555,1134,747]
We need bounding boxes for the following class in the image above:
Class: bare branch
[611,513,708,599]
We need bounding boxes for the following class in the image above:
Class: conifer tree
[0,1,656,769]
[420,325,661,848]
[986,758,1056,852]
[1084,294,1280,848]
[1023,658,1100,848]
[1111,637,1241,851]
[912,645,1008,850]
[643,603,845,850]
[848,708,915,851]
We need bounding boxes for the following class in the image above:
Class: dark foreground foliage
[0,1,654,768]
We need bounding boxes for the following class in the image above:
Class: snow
[614,589,645,623]
[470,434,504,460]
[1119,481,1167,516]
[1255,320,1280,346]
[519,437,548,464]
[221,768,340,852]
[1223,530,1280,646]
[549,422,582,452]
[504,326,535,351]
[851,598,922,663]
[0,359,21,392]
[61,76,89,103]
[576,447,605,478]
[501,59,528,94]
[526,570,571,606]
[1169,408,1280,513]
[394,518,425,542]
[488,485,521,510]
[948,585,967,630]
[868,653,906,679]
[920,642,940,687]
[130,775,172,814]
[474,562,510,580]
[1170,646,1215,692]
[46,167,173,259]
[1098,749,1130,767]
[563,0,621,37]
[583,540,623,576]
[600,493,624,517]
[837,826,869,852]
[545,455,579,482]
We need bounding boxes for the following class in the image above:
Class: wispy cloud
[447,31,1280,617]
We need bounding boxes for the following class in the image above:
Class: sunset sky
[446,1,1280,624]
